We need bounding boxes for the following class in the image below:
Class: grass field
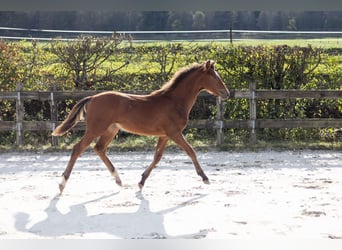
[130,37,342,48]
[231,38,342,48]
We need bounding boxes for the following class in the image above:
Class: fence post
[216,96,224,145]
[249,81,257,143]
[16,83,24,145]
[49,85,58,146]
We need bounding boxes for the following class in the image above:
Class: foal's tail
[52,96,92,136]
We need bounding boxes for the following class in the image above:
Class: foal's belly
[115,122,167,137]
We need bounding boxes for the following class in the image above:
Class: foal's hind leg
[138,136,168,190]
[168,132,209,184]
[94,126,122,187]
[59,133,97,194]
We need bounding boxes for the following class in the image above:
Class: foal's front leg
[168,132,209,184]
[139,136,168,190]
[94,126,122,187]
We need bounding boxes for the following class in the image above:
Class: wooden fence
[1,83,342,146]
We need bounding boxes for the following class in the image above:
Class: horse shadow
[14,192,209,239]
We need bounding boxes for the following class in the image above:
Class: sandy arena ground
[0,150,342,239]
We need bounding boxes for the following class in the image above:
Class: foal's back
[85,91,183,137]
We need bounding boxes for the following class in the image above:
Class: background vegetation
[1,35,342,151]
[1,11,342,32]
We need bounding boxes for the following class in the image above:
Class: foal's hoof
[112,171,122,187]
[203,179,210,185]
[116,179,122,187]
[138,183,144,191]
[59,184,64,194]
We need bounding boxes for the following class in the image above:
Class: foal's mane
[151,62,204,96]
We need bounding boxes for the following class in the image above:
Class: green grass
[16,37,342,50]
[132,38,342,48]
[1,133,342,153]
[230,38,342,48]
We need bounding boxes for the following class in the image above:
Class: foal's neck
[167,72,202,113]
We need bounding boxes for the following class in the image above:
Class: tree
[295,12,326,30]
[323,11,342,30]
[136,11,169,30]
[50,34,129,90]
[256,11,273,30]
[192,11,206,30]
[167,12,193,30]
[270,12,289,30]
[235,11,259,29]
[207,11,235,29]
[287,17,297,31]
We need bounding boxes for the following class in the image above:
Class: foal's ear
[204,60,215,71]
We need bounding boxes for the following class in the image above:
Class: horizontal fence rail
[2,27,342,41]
[1,86,342,146]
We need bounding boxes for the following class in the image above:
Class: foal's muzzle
[219,89,230,100]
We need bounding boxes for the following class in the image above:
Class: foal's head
[198,60,230,99]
